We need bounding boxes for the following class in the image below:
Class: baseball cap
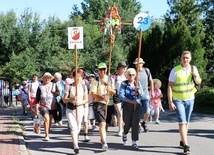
[98,62,107,69]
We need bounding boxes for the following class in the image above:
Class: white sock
[132,141,136,145]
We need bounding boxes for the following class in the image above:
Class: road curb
[13,108,29,155]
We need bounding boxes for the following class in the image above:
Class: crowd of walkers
[7,51,201,155]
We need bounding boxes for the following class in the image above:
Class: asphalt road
[16,106,214,155]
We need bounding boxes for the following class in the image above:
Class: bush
[194,88,214,114]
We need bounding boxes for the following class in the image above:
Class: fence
[0,78,13,106]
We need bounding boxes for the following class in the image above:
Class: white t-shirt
[115,74,126,94]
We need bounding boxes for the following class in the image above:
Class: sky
[0,0,169,21]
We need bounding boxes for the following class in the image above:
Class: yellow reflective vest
[172,65,195,100]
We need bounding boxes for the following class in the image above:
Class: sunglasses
[129,74,135,76]
[99,68,106,71]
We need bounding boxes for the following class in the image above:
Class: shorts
[113,94,121,104]
[141,98,151,117]
[93,102,106,123]
[29,97,36,108]
[21,99,28,106]
[150,104,160,115]
[173,99,194,124]
[39,107,55,116]
[106,105,114,124]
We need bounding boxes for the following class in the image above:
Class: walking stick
[74,44,78,123]
[134,30,143,110]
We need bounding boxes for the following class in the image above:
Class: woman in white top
[63,69,88,154]
[35,72,56,141]
[28,74,40,116]
[113,62,127,136]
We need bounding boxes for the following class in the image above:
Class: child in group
[19,81,29,115]
[149,79,164,124]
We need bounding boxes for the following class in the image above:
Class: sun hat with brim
[153,79,162,89]
[117,61,127,68]
[42,72,54,79]
[133,58,145,64]
[98,62,107,69]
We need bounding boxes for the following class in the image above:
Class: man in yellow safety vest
[167,51,202,155]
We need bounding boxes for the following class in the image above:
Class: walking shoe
[155,120,160,124]
[102,143,108,151]
[132,143,139,150]
[180,141,184,148]
[183,145,190,154]
[58,121,63,126]
[118,130,123,137]
[43,136,50,141]
[84,135,90,142]
[122,135,127,144]
[74,148,79,154]
[141,123,149,132]
[54,122,59,126]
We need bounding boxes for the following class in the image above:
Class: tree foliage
[0,0,212,86]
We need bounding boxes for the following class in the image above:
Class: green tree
[200,0,214,85]
[161,0,207,82]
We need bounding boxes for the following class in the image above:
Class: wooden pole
[134,29,143,110]
[74,44,78,122]
[105,45,113,119]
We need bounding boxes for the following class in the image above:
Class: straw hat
[153,79,162,89]
[133,58,145,64]
[42,72,54,79]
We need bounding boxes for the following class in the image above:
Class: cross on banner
[94,3,132,118]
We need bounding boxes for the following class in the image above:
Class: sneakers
[122,135,127,144]
[54,122,59,126]
[118,130,123,137]
[183,145,190,154]
[58,121,63,126]
[132,143,139,150]
[180,141,184,148]
[141,122,149,132]
[84,135,90,142]
[43,136,49,141]
[155,120,160,124]
[102,143,108,151]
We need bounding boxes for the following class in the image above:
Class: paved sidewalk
[0,103,28,155]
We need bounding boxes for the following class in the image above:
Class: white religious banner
[68,27,84,49]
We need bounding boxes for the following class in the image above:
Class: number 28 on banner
[68,27,84,49]
[133,13,151,31]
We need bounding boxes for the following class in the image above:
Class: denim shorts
[141,98,151,117]
[173,99,194,124]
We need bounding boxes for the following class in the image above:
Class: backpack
[144,67,150,86]
[95,76,114,87]
[191,65,201,91]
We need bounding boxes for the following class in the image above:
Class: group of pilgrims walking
[12,48,201,155]
[15,57,163,154]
